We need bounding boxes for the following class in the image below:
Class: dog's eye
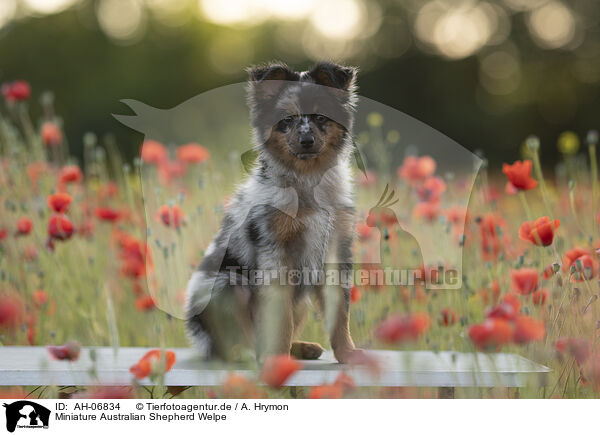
[282,116,294,124]
[315,114,327,123]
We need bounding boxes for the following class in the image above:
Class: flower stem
[518,191,533,221]
[589,142,599,239]
[531,147,553,216]
[568,182,585,237]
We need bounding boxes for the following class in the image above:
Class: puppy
[185,61,360,363]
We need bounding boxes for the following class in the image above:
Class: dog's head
[247,61,357,172]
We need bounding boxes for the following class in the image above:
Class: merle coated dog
[185,62,361,363]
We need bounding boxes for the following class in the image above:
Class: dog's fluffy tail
[185,270,216,358]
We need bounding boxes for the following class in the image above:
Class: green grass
[0,97,599,399]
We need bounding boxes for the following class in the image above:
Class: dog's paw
[290,341,325,360]
[334,347,365,364]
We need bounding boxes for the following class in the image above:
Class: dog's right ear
[246,63,299,101]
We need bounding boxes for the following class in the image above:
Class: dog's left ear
[308,62,357,91]
[246,62,299,101]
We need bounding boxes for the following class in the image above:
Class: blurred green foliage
[1,0,599,168]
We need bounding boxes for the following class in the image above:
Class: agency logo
[3,401,50,433]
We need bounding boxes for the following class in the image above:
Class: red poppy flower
[158,159,185,183]
[505,181,518,195]
[16,217,33,236]
[356,222,373,240]
[366,209,398,227]
[41,122,62,147]
[479,280,501,306]
[155,204,185,229]
[0,294,24,331]
[511,268,538,295]
[543,263,558,280]
[573,254,596,280]
[26,314,35,345]
[468,318,513,350]
[416,176,446,202]
[359,170,378,187]
[177,143,210,164]
[2,80,31,102]
[582,355,600,391]
[260,355,302,388]
[532,289,549,305]
[333,372,355,393]
[555,338,590,365]
[221,374,266,399]
[32,290,48,308]
[398,156,436,183]
[347,350,382,377]
[478,213,509,261]
[121,258,146,279]
[98,182,119,199]
[95,207,121,222]
[117,233,148,278]
[502,292,521,311]
[0,228,6,241]
[47,214,74,241]
[0,388,27,399]
[350,286,362,303]
[47,341,81,361]
[58,165,83,184]
[563,247,596,281]
[26,162,45,184]
[308,384,343,399]
[444,206,467,226]
[563,247,590,267]
[374,312,431,343]
[502,160,538,191]
[513,315,545,344]
[140,140,167,164]
[486,293,521,321]
[130,349,176,379]
[135,295,156,311]
[47,192,72,213]
[440,308,457,326]
[518,217,560,246]
[413,201,440,222]
[23,245,38,261]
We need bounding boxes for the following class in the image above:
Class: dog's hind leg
[186,269,248,360]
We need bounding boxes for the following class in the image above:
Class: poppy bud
[41,122,62,147]
[1,80,31,102]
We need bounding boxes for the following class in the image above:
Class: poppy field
[1,80,600,399]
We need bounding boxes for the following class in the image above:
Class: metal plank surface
[0,346,551,387]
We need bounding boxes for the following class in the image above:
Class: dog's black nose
[300,135,315,148]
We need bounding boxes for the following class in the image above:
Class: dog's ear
[246,63,299,100]
[308,62,357,91]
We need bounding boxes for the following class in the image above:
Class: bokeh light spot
[528,1,576,49]
[310,0,363,40]
[97,0,145,43]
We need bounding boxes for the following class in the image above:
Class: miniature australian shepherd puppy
[185,61,361,363]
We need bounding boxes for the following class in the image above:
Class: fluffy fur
[185,61,360,363]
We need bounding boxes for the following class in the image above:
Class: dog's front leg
[325,210,359,363]
[254,265,295,362]
[314,282,355,363]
